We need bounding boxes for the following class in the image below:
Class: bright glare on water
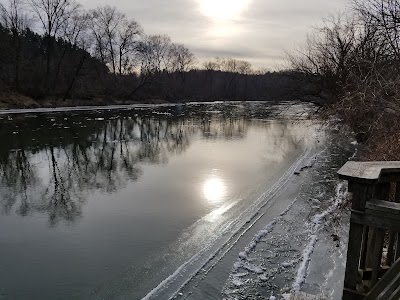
[203,176,226,203]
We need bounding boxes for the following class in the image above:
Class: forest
[289,0,400,160]
[0,0,299,107]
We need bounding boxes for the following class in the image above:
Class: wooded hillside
[0,0,300,106]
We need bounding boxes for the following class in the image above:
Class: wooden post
[343,182,374,292]
[370,228,385,287]
[386,232,396,266]
[338,161,400,299]
[366,183,390,269]
[395,183,400,261]
[387,183,398,266]
[360,226,369,269]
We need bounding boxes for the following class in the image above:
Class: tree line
[0,0,296,104]
[289,0,400,160]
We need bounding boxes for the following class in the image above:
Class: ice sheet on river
[222,131,354,300]
[168,124,355,300]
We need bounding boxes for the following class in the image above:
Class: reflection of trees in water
[0,110,251,225]
[0,149,37,216]
[201,117,246,140]
[0,104,313,225]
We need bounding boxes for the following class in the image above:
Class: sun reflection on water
[203,177,226,203]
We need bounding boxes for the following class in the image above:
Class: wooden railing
[338,161,400,300]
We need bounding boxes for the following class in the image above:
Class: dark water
[0,102,319,299]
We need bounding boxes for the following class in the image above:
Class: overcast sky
[79,0,348,69]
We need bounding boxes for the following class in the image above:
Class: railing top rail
[338,161,400,183]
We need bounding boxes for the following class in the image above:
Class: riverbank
[0,90,313,111]
[0,91,170,110]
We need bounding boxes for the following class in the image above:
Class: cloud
[78,0,349,69]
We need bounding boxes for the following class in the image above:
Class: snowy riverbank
[169,122,356,300]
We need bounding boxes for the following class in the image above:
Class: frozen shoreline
[170,124,355,300]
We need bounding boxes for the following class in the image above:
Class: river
[0,102,354,299]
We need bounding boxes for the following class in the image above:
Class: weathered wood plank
[367,184,390,275]
[396,182,400,203]
[387,182,397,266]
[396,234,400,261]
[387,283,400,300]
[378,272,400,300]
[351,212,400,232]
[366,199,400,215]
[395,183,400,261]
[344,182,376,292]
[386,231,396,266]
[352,183,374,211]
[366,228,377,268]
[344,222,364,290]
[341,163,400,299]
[360,226,369,269]
[370,228,385,287]
[338,161,400,182]
[365,258,400,300]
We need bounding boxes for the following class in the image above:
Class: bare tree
[0,0,30,30]
[203,60,220,71]
[235,60,253,74]
[288,4,400,159]
[116,18,142,74]
[59,11,92,99]
[0,0,31,90]
[89,6,142,75]
[288,14,361,97]
[354,0,400,64]
[138,34,173,74]
[202,57,253,74]
[61,10,89,48]
[90,6,123,74]
[169,43,196,80]
[28,0,80,78]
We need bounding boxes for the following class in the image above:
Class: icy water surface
[0,102,323,299]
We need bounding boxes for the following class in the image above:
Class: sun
[203,177,226,203]
[197,0,251,20]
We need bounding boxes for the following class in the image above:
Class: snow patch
[238,220,278,261]
[231,277,245,287]
[292,234,318,291]
[234,261,264,274]
[292,181,347,291]
[282,258,300,268]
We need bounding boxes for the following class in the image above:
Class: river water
[0,102,340,299]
